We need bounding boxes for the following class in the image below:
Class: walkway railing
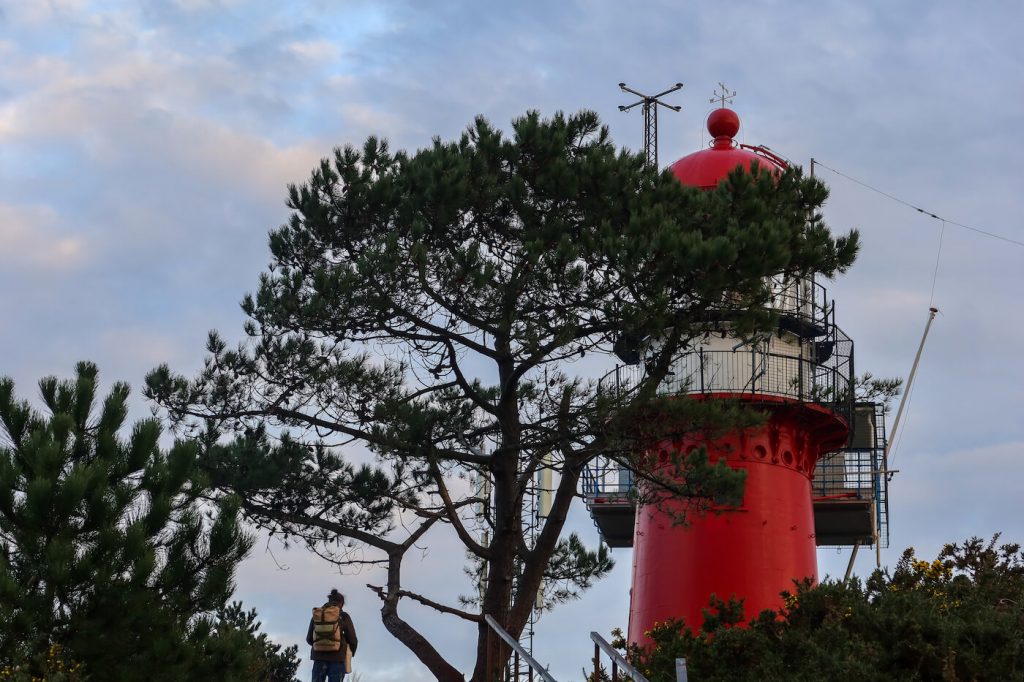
[598,346,853,429]
[590,632,650,682]
[762,273,831,334]
[484,614,557,682]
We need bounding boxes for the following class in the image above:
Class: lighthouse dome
[669,108,785,189]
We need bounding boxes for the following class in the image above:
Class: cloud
[287,39,339,62]
[96,326,193,370]
[2,0,91,26]
[898,441,1024,530]
[0,203,88,270]
[169,0,244,11]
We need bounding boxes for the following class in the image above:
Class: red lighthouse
[582,103,890,647]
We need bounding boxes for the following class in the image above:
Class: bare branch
[368,584,483,624]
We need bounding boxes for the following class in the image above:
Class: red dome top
[669,108,784,190]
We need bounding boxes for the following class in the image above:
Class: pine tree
[189,602,301,682]
[146,109,859,681]
[0,363,293,680]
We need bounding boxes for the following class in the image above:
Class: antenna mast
[618,81,684,169]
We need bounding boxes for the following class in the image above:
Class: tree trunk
[507,461,584,636]
[471,344,526,682]
[471,438,522,681]
[379,548,466,681]
[472,480,519,680]
[380,603,465,682]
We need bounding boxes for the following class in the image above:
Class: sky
[2,0,1023,679]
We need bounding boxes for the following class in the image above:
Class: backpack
[311,604,344,652]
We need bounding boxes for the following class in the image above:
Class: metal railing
[485,614,557,682]
[813,450,877,501]
[812,403,889,547]
[699,274,832,336]
[598,346,853,428]
[580,461,633,500]
[591,632,649,682]
[763,273,831,334]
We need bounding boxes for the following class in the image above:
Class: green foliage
[189,602,301,682]
[582,663,613,682]
[608,536,1024,681]
[145,109,858,681]
[0,645,86,682]
[0,364,296,681]
[540,533,614,608]
[853,373,903,412]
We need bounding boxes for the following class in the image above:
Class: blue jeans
[312,660,345,682]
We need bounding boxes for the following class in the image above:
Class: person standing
[307,589,357,682]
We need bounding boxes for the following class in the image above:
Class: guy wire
[812,159,1024,249]
[929,219,945,308]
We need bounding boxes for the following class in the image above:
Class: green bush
[603,537,1024,682]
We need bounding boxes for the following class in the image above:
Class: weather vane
[710,82,736,108]
[618,81,684,169]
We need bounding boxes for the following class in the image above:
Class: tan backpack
[312,605,344,652]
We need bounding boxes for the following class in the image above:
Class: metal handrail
[812,402,890,548]
[590,632,649,682]
[704,273,832,334]
[598,348,853,428]
[484,614,557,682]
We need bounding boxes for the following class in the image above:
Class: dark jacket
[306,603,358,663]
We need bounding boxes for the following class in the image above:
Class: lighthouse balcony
[582,402,889,549]
[755,273,834,339]
[613,275,839,368]
[688,273,835,340]
[580,465,636,548]
[599,326,854,429]
[812,402,890,547]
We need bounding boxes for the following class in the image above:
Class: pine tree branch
[397,506,448,552]
[508,320,615,387]
[441,338,498,416]
[242,500,402,554]
[367,583,483,623]
[417,268,499,339]
[171,400,494,466]
[382,299,498,359]
[370,534,468,682]
[425,457,490,559]
[398,380,460,405]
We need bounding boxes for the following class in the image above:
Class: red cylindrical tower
[629,396,848,640]
[626,108,853,646]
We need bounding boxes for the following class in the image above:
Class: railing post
[750,347,756,393]
[699,348,705,393]
[675,658,689,682]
